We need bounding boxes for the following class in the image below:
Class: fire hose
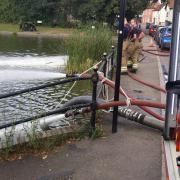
[143,48,170,53]
[97,100,165,110]
[64,98,165,130]
[117,107,164,130]
[98,75,165,121]
[142,48,170,57]
[127,71,166,93]
[0,97,165,149]
[0,97,165,130]
[78,62,165,121]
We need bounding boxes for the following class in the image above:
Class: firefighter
[127,19,145,72]
[121,18,131,73]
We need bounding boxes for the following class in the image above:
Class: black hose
[0,96,106,129]
[62,96,106,108]
[0,103,92,129]
[0,76,91,100]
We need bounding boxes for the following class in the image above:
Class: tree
[0,0,15,23]
[76,0,149,24]
[0,0,151,25]
[0,0,61,24]
[126,0,148,20]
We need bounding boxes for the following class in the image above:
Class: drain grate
[37,170,74,180]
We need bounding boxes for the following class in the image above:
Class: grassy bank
[0,23,19,32]
[66,26,113,73]
[0,23,75,34]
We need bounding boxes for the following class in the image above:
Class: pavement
[0,36,169,180]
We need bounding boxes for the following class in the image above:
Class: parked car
[149,24,157,36]
[19,22,37,32]
[159,26,172,50]
[154,26,164,42]
[156,27,166,44]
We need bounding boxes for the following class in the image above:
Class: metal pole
[112,0,126,133]
[90,67,99,130]
[164,0,180,140]
[103,52,107,77]
[0,76,91,100]
[110,46,115,80]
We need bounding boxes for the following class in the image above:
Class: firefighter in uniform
[121,18,131,73]
[121,19,145,73]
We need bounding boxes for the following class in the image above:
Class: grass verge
[0,23,19,32]
[0,23,75,34]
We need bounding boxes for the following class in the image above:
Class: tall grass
[65,26,113,73]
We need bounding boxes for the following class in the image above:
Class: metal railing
[0,46,116,131]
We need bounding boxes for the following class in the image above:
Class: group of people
[121,18,145,73]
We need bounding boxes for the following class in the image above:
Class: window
[167,28,172,33]
[160,28,166,33]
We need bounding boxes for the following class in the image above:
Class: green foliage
[62,0,149,25]
[75,121,104,140]
[0,0,150,26]
[1,135,14,158]
[26,122,42,150]
[126,0,148,20]
[65,25,112,73]
[91,126,104,139]
[0,0,61,24]
[75,121,92,140]
[0,0,17,23]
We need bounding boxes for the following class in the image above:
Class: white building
[152,10,159,25]
[142,0,174,26]
[165,0,174,25]
[152,0,174,26]
[158,5,167,26]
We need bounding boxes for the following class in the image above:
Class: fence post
[110,46,115,80]
[103,52,107,77]
[90,67,99,130]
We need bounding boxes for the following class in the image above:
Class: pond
[0,35,91,126]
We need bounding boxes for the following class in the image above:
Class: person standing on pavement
[121,18,131,73]
[127,19,145,72]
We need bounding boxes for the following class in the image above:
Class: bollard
[90,67,99,130]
